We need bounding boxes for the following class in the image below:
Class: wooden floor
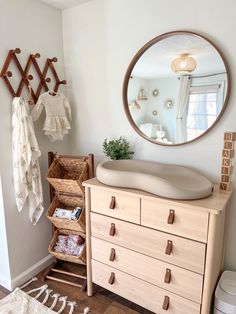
[0,261,153,314]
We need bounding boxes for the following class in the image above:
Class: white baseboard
[0,274,11,291]
[0,254,54,291]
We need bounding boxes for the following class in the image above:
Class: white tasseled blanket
[0,288,56,314]
[12,97,44,225]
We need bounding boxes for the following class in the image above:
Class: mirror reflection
[126,33,229,145]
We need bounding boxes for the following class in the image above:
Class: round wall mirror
[123,31,230,146]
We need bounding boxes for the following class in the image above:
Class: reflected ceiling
[40,0,92,9]
[133,35,225,79]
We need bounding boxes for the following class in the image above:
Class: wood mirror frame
[122,30,231,146]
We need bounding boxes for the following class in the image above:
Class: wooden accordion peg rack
[0,48,67,103]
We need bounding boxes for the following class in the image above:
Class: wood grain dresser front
[83,178,232,314]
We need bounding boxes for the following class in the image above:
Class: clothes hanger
[27,81,35,105]
[48,88,58,96]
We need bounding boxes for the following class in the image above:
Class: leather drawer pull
[109,248,116,261]
[167,209,175,224]
[165,240,173,255]
[109,223,116,236]
[108,272,115,285]
[109,196,116,209]
[164,268,171,284]
[162,296,170,310]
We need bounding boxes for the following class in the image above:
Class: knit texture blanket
[0,288,56,314]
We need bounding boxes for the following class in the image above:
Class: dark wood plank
[0,262,153,314]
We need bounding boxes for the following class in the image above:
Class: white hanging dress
[31,91,71,141]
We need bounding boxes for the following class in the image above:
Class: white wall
[128,76,179,142]
[128,76,148,126]
[63,0,236,270]
[0,175,11,288]
[146,77,179,142]
[0,0,68,289]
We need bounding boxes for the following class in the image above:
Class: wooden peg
[165,240,173,255]
[11,48,21,54]
[109,223,115,236]
[167,210,175,224]
[164,269,171,284]
[45,77,51,83]
[108,272,115,285]
[49,57,58,63]
[2,71,12,77]
[23,74,33,82]
[59,80,67,85]
[109,196,116,209]
[162,296,170,310]
[109,248,116,261]
[32,53,40,59]
[27,74,33,80]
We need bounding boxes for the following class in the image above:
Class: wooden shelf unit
[44,152,94,290]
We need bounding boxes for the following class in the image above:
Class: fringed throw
[57,296,68,313]
[0,278,89,314]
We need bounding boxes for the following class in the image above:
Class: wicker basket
[49,229,86,264]
[47,194,85,232]
[46,157,88,195]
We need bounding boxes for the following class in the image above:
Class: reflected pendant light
[171,54,197,74]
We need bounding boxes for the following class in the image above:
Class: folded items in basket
[53,207,82,220]
[54,234,85,256]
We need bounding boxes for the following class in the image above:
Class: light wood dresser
[83,178,232,314]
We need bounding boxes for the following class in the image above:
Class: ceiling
[40,0,92,9]
[132,34,226,79]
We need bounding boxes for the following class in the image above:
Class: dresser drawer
[91,213,206,274]
[90,188,140,224]
[141,198,209,242]
[91,237,203,303]
[92,260,201,314]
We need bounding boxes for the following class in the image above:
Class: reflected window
[186,85,219,141]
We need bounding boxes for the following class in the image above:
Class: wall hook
[32,53,41,59]
[1,48,66,102]
[10,48,21,54]
[1,71,12,78]
[23,74,33,82]
[49,57,57,63]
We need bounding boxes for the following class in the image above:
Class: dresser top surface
[83,178,232,214]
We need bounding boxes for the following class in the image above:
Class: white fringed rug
[0,288,56,314]
[0,278,89,314]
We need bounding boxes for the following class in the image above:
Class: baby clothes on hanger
[31,91,71,141]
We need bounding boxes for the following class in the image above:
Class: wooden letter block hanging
[220,132,236,191]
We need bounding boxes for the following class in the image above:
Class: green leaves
[103,137,134,160]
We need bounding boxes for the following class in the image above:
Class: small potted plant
[103,137,134,160]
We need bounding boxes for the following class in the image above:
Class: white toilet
[214,271,236,313]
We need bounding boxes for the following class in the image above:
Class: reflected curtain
[176,75,191,143]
